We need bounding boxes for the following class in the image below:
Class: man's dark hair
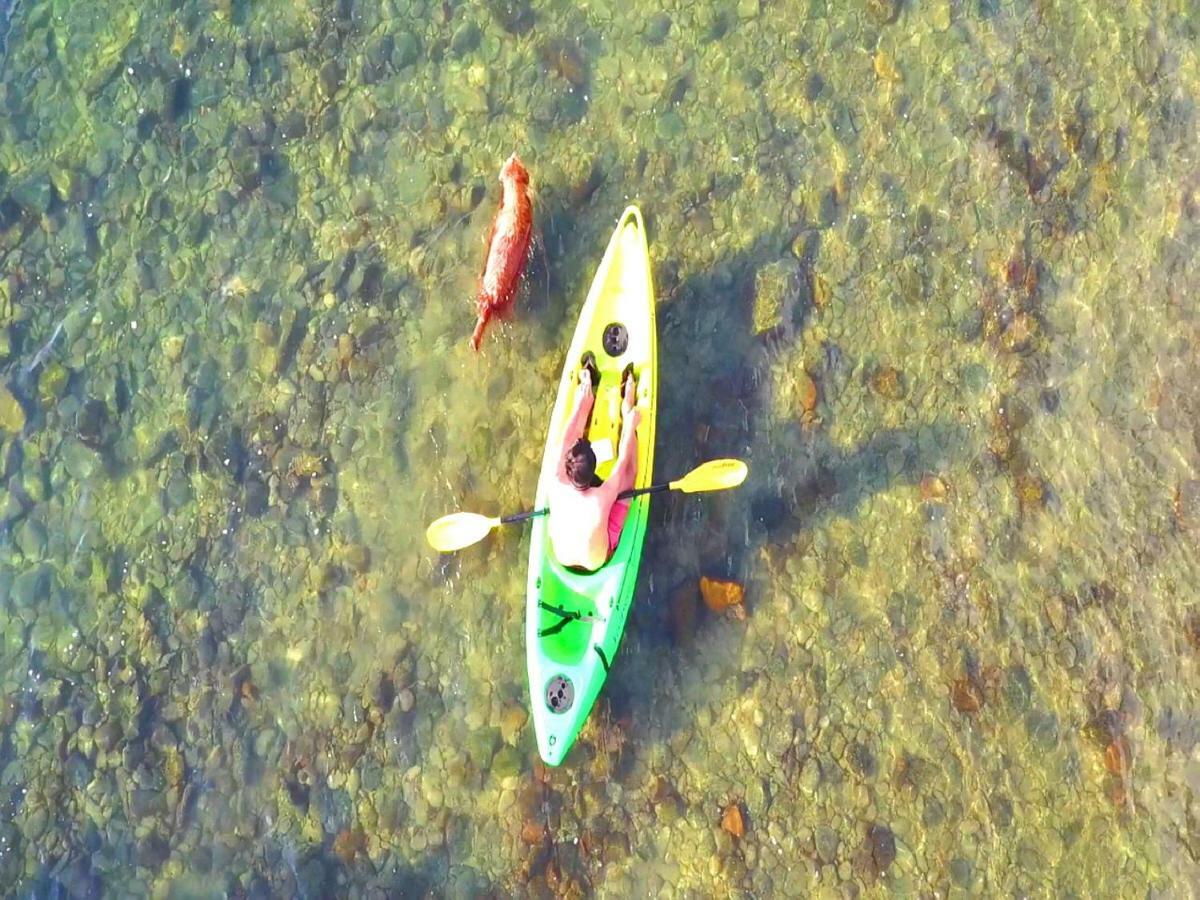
[565,438,597,490]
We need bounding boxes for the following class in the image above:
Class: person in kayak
[548,356,641,571]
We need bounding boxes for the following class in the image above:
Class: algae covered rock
[499,704,528,745]
[10,175,52,215]
[752,258,800,336]
[11,563,51,610]
[0,383,25,433]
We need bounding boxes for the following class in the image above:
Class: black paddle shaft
[500,481,670,526]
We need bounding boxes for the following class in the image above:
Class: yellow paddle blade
[425,512,501,552]
[670,458,748,494]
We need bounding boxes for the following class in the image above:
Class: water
[0,0,1197,895]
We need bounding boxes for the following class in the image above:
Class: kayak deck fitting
[525,206,657,766]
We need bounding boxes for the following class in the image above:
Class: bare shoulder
[588,476,618,507]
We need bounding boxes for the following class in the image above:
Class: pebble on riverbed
[919,474,948,502]
[720,802,746,839]
[871,823,897,865]
[797,371,819,423]
[951,677,983,714]
[869,365,906,401]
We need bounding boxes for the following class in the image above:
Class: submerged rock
[797,370,819,424]
[11,175,52,214]
[867,0,902,24]
[488,0,534,35]
[700,576,744,613]
[450,21,482,56]
[97,720,123,752]
[752,259,800,336]
[870,365,906,400]
[491,745,521,778]
[867,823,896,873]
[1184,611,1200,650]
[332,828,367,864]
[815,825,839,864]
[499,704,528,745]
[342,543,371,574]
[76,399,111,449]
[720,803,745,839]
[873,49,901,83]
[520,820,546,844]
[952,677,982,713]
[11,563,50,609]
[919,475,948,502]
[644,12,671,44]
[1015,472,1045,511]
[397,688,415,713]
[0,382,25,433]
[136,832,170,868]
[1026,710,1060,750]
[66,751,92,788]
[1175,480,1200,528]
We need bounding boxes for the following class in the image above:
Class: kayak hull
[525,206,657,766]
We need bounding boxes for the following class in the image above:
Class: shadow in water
[597,223,972,758]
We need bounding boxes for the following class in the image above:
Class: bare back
[547,480,615,570]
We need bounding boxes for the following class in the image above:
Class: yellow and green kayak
[525,206,657,766]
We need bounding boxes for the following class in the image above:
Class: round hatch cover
[602,322,628,357]
[545,675,574,714]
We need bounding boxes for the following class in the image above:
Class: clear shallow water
[1,0,1198,895]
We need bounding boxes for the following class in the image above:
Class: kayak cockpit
[534,558,619,664]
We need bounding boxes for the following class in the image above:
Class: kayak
[525,206,657,766]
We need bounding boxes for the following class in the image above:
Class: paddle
[425,458,749,553]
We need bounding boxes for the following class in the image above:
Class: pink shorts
[607,499,631,555]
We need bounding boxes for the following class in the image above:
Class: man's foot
[580,351,600,391]
[620,363,636,412]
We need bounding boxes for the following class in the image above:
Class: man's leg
[606,370,639,556]
[616,370,638,494]
[578,364,597,433]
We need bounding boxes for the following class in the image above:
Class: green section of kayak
[525,206,657,766]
